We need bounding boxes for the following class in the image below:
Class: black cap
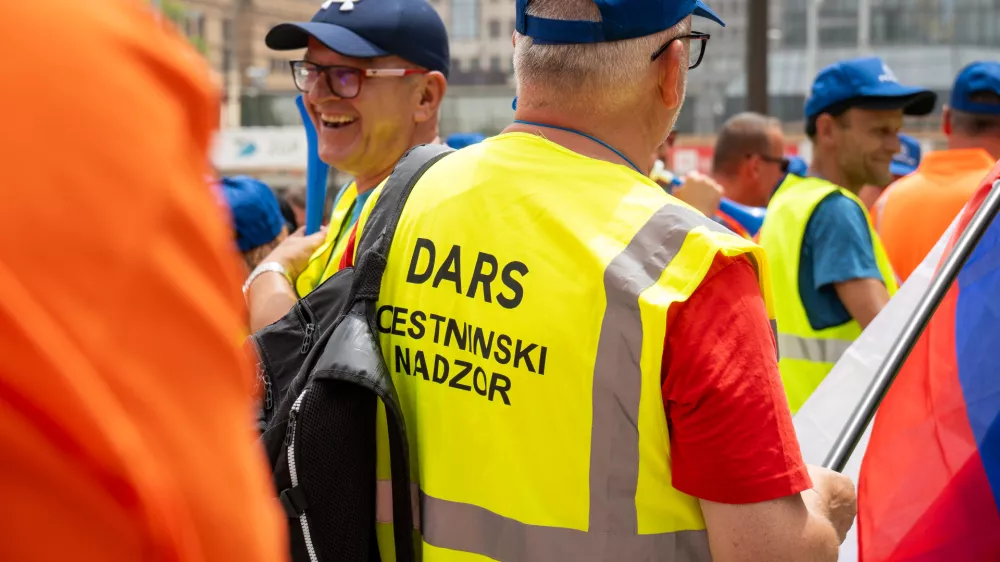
[266,0,450,78]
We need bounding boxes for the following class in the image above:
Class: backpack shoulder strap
[352,144,453,302]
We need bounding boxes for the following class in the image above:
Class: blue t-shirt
[799,193,884,330]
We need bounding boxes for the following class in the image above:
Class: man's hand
[261,226,328,281]
[247,226,327,333]
[674,171,723,217]
[805,465,858,542]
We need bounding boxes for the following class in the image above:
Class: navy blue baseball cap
[266,0,449,78]
[890,134,921,177]
[805,57,937,121]
[515,0,724,45]
[950,61,1000,115]
[221,176,286,253]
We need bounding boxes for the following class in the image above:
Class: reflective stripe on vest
[363,134,774,562]
[759,175,897,414]
[776,333,852,363]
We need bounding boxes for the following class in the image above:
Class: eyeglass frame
[750,153,791,173]
[289,60,429,99]
[650,31,711,69]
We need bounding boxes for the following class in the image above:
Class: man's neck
[809,156,860,194]
[353,130,440,194]
[948,135,1000,161]
[507,107,656,175]
[709,171,740,202]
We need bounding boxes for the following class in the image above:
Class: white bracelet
[243,261,291,298]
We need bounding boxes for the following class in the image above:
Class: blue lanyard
[513,119,642,175]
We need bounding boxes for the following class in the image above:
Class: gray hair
[513,0,691,111]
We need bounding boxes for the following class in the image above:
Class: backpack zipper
[296,302,317,355]
[287,389,319,562]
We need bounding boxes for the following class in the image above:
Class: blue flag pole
[296,95,329,235]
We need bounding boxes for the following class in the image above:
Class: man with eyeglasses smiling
[245,0,449,331]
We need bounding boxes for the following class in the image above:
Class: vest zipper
[288,389,319,562]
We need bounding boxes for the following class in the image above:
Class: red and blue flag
[857,162,1000,561]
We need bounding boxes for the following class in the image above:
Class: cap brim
[855,86,938,116]
[694,1,726,27]
[265,22,389,58]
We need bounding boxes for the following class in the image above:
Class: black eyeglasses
[650,31,711,69]
[753,153,791,173]
[289,60,428,99]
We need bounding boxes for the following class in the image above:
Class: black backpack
[251,144,453,562]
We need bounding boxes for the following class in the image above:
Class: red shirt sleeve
[338,224,359,270]
[661,254,811,504]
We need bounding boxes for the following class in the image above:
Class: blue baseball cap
[890,134,921,177]
[805,57,937,121]
[446,133,487,150]
[515,0,725,45]
[786,155,809,177]
[221,176,286,253]
[950,61,1000,115]
[266,0,449,78]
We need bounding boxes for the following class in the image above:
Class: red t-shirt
[339,228,809,505]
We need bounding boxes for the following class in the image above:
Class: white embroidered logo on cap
[878,62,899,83]
[322,0,360,12]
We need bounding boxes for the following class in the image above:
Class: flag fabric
[792,160,1000,561]
[857,163,1000,561]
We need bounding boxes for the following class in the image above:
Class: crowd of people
[4,0,999,560]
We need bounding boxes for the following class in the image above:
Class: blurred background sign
[211,128,308,171]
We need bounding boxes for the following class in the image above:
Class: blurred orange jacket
[873,149,997,283]
[0,1,285,560]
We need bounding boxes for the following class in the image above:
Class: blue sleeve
[805,194,883,290]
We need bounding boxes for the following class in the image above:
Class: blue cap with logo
[890,134,921,177]
[266,0,449,78]
[805,57,937,121]
[515,0,725,45]
[950,61,1000,115]
[221,176,286,253]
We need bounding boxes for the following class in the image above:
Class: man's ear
[656,39,685,110]
[414,71,447,124]
[814,113,838,147]
[942,105,952,136]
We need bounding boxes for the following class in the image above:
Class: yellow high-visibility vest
[295,182,359,297]
[350,133,775,561]
[758,175,897,414]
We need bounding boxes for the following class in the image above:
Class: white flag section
[792,219,958,561]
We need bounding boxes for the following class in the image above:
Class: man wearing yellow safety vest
[758,57,937,413]
[244,0,450,332]
[334,0,857,559]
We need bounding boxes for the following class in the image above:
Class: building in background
[173,0,1000,161]
[701,0,1000,138]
